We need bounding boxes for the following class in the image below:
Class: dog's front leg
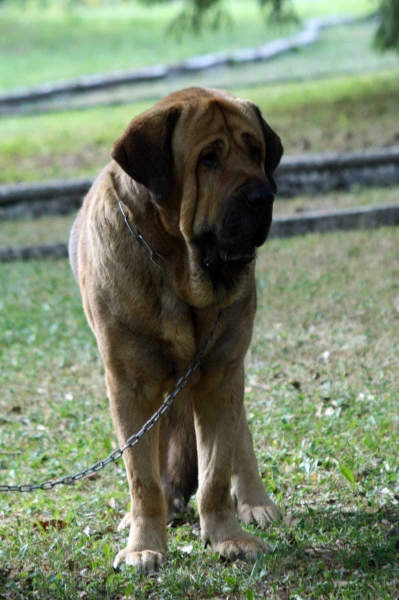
[106,369,167,573]
[231,407,280,526]
[193,364,272,562]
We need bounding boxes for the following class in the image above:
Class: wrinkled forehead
[174,96,263,154]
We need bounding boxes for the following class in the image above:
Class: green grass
[226,20,399,85]
[0,0,371,91]
[1,69,399,185]
[11,19,398,117]
[1,227,398,599]
[1,186,398,248]
[0,214,77,248]
[166,19,399,93]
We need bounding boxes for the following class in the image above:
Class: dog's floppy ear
[112,106,181,203]
[250,104,284,193]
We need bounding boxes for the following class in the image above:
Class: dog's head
[112,87,283,305]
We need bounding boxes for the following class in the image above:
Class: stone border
[1,147,398,221]
[0,243,69,262]
[270,203,399,238]
[1,203,398,262]
[0,13,375,110]
[0,179,92,220]
[277,146,399,197]
[2,65,396,118]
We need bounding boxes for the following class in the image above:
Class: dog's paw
[236,502,281,527]
[213,535,272,562]
[113,548,165,574]
[166,491,186,524]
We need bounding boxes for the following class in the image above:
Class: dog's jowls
[69,87,283,573]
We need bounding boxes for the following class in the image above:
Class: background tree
[165,0,399,53]
[375,0,399,52]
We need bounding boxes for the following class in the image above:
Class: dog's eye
[243,134,261,164]
[199,151,219,169]
[249,145,261,164]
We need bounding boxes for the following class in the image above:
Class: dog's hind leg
[161,395,198,523]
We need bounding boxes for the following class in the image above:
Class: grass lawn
[1,69,399,185]
[1,186,399,248]
[0,0,371,92]
[8,19,398,118]
[1,227,398,599]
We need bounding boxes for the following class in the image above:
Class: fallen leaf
[283,514,300,526]
[33,519,67,533]
[82,472,102,481]
[278,587,290,600]
[319,350,330,364]
[83,526,91,537]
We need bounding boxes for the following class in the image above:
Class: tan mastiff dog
[69,87,283,573]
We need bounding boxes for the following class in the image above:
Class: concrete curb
[277,147,399,197]
[1,203,398,262]
[270,203,399,238]
[0,179,92,219]
[0,13,376,110]
[0,243,69,262]
[1,147,398,220]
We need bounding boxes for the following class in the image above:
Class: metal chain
[117,198,163,269]
[0,309,223,493]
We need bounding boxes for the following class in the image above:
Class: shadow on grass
[275,503,399,574]
[1,504,398,599]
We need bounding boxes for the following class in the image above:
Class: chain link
[0,309,222,493]
[117,198,163,268]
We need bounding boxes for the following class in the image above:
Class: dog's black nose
[244,181,274,208]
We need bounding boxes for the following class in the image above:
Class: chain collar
[117,198,163,269]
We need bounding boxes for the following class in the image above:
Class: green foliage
[168,0,232,37]
[375,0,399,52]
[160,0,298,34]
[166,0,399,45]
[258,0,297,22]
[3,0,399,49]
[161,0,399,49]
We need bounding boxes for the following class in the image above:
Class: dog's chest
[158,293,196,364]
[157,292,220,379]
